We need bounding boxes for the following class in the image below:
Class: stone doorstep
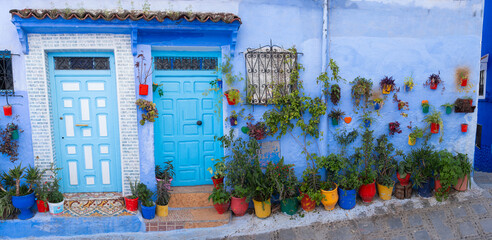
[168,185,215,208]
[145,207,231,232]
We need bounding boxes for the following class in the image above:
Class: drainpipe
[320,0,329,180]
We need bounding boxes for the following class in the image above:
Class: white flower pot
[48,200,65,215]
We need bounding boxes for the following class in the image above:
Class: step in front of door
[168,185,215,208]
[61,192,136,217]
[144,207,231,231]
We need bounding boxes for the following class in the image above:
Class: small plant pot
[224,90,240,105]
[461,78,468,87]
[445,106,452,114]
[48,199,65,215]
[376,182,394,201]
[36,200,49,213]
[430,82,438,89]
[211,177,224,189]
[10,129,19,140]
[124,196,139,211]
[454,175,468,191]
[331,118,339,126]
[217,80,223,89]
[461,124,468,133]
[364,119,371,128]
[422,105,429,113]
[417,180,433,198]
[140,203,156,220]
[344,117,352,124]
[397,172,411,186]
[434,179,450,194]
[359,180,376,203]
[374,102,381,110]
[280,197,299,215]
[139,84,149,95]
[338,188,356,210]
[231,196,249,217]
[300,193,316,212]
[253,199,271,219]
[156,204,169,217]
[213,201,231,214]
[408,135,416,146]
[431,123,439,134]
[382,85,392,94]
[321,183,339,211]
[241,126,249,134]
[229,116,238,126]
[3,105,12,116]
[12,192,36,220]
[405,85,411,92]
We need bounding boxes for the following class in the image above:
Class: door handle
[196,121,202,126]
[75,124,89,127]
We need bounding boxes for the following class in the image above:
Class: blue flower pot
[217,80,222,89]
[338,188,356,210]
[374,102,380,110]
[405,85,411,92]
[364,119,371,128]
[141,203,156,219]
[417,180,432,198]
[11,192,35,220]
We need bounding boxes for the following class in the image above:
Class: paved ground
[43,172,492,240]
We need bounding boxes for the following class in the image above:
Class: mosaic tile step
[60,192,136,217]
[63,192,124,200]
[168,185,214,208]
[144,207,231,232]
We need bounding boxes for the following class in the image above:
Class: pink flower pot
[454,175,468,191]
[231,197,248,216]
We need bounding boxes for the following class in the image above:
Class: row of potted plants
[123,179,171,220]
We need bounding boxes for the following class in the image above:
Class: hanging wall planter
[422,101,429,114]
[229,116,238,126]
[380,76,396,95]
[139,84,149,95]
[404,75,414,92]
[461,123,468,133]
[408,135,416,146]
[431,123,440,134]
[224,89,240,105]
[424,73,444,91]
[364,119,371,128]
[4,105,12,116]
[136,52,152,96]
[328,109,345,127]
[461,78,468,87]
[454,98,476,113]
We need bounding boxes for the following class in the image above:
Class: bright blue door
[49,52,121,193]
[153,51,223,186]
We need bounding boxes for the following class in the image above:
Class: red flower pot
[300,193,316,212]
[454,175,468,191]
[359,180,376,203]
[461,124,468,133]
[461,78,468,87]
[231,196,248,216]
[224,90,240,105]
[397,172,411,186]
[213,201,230,214]
[435,179,450,193]
[124,197,139,212]
[36,200,49,213]
[3,105,12,116]
[139,84,149,95]
[212,177,224,189]
[431,123,439,134]
[430,82,438,89]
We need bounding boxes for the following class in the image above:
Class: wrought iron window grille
[54,57,110,70]
[243,42,301,105]
[154,57,218,71]
[0,50,22,98]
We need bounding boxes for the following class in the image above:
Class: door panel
[49,53,121,193]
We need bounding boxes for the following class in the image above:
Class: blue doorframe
[153,51,223,186]
[49,52,122,193]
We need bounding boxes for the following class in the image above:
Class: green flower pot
[332,118,339,126]
[445,106,452,114]
[280,197,298,215]
[10,130,19,140]
[422,106,429,114]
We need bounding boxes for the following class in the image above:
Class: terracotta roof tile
[10,9,241,24]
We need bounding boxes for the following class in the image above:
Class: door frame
[152,50,223,186]
[48,51,122,193]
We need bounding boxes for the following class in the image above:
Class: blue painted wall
[478,0,492,171]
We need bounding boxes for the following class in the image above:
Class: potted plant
[7,122,20,140]
[389,121,402,135]
[0,191,15,220]
[410,146,438,198]
[380,76,397,94]
[125,178,140,212]
[424,110,444,142]
[35,181,49,213]
[208,158,226,189]
[328,109,345,126]
[46,164,64,215]
[441,103,454,115]
[350,77,373,110]
[421,100,430,114]
[208,184,231,214]
[247,122,267,140]
[228,110,239,126]
[135,99,159,125]
[372,98,384,111]
[338,157,361,210]
[249,158,273,218]
[454,153,473,191]
[461,123,468,133]
[374,135,401,201]
[317,59,344,103]
[0,120,20,163]
[356,128,377,203]
[155,160,174,189]
[138,183,156,219]
[424,73,443,90]
[3,105,12,116]
[298,166,322,212]
[360,111,375,128]
[454,98,476,113]
[317,153,343,211]
[459,72,468,87]
[0,164,43,219]
[331,84,341,105]
[268,158,299,215]
[224,89,241,105]
[434,150,461,201]
[135,52,153,95]
[393,94,408,111]
[396,158,413,186]
[408,126,424,146]
[156,181,171,217]
[404,75,415,92]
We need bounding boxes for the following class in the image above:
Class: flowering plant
[389,121,402,135]
[247,122,267,140]
[266,158,297,200]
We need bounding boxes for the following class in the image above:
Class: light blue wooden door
[153,52,222,186]
[49,52,121,193]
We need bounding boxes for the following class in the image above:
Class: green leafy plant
[207,157,226,179]
[221,55,243,87]
[208,185,230,204]
[267,158,298,200]
[397,158,413,178]
[374,135,402,187]
[127,178,140,199]
[297,165,323,204]
[423,109,444,143]
[0,191,15,220]
[155,160,175,182]
[225,89,242,105]
[359,110,375,128]
[434,150,461,201]
[409,126,424,139]
[350,77,373,110]
[409,145,438,189]
[0,164,43,197]
[137,183,155,207]
[317,59,344,100]
[317,153,343,190]
[330,84,341,105]
[441,103,454,108]
[421,101,430,108]
[0,117,22,162]
[355,128,376,185]
[135,99,159,125]
[156,181,171,206]
[328,109,345,121]
[455,153,473,189]
[248,158,273,202]
[46,163,63,203]
[333,129,361,190]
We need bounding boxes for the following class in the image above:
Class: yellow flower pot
[253,199,271,219]
[376,182,394,201]
[382,85,392,94]
[156,204,168,217]
[408,135,416,146]
[321,183,339,211]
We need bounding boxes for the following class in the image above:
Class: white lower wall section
[25,34,139,195]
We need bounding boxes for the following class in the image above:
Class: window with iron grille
[154,57,218,70]
[54,57,110,70]
[476,124,482,149]
[480,54,488,99]
[0,51,14,92]
[245,44,298,105]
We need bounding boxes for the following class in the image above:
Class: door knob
[197,121,202,126]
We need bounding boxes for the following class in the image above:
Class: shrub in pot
[155,160,174,189]
[351,77,373,110]
[424,110,444,143]
[408,126,424,146]
[375,135,401,201]
[410,145,438,198]
[208,184,231,214]
[35,181,50,213]
[46,164,65,215]
[297,166,323,212]
[224,89,241,105]
[249,158,273,219]
[247,121,268,141]
[208,157,226,189]
[0,191,15,220]
[434,150,461,202]
[317,153,344,211]
[338,161,361,210]
[125,179,140,212]
[138,183,156,220]
[359,111,375,128]
[372,98,384,111]
[454,153,472,191]
[396,158,413,186]
[268,158,299,215]
[156,181,171,217]
[356,128,377,203]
